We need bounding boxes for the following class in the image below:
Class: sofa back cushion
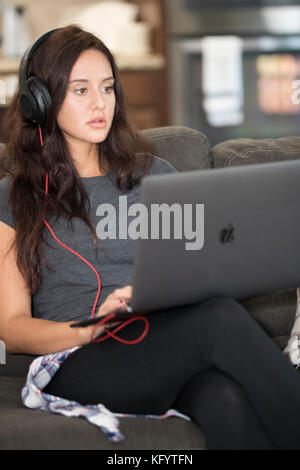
[0,143,9,180]
[211,136,300,168]
[141,126,212,171]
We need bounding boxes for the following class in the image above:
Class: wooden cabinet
[120,68,166,130]
[121,0,168,130]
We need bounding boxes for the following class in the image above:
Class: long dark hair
[1,25,154,295]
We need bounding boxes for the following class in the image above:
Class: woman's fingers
[97,297,128,318]
[97,286,132,317]
[108,285,132,302]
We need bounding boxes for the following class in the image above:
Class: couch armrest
[141,126,212,172]
[0,353,37,377]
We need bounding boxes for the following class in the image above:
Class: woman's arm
[4,285,133,355]
[2,315,93,355]
[0,221,97,355]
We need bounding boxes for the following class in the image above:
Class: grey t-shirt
[0,156,177,322]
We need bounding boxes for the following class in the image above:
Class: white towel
[201,36,244,127]
[284,287,300,367]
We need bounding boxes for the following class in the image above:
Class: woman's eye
[102,86,114,94]
[75,87,87,95]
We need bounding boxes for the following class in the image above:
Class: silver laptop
[129,159,300,313]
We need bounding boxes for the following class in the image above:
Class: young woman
[0,25,300,450]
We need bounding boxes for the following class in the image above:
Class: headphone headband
[19,28,60,127]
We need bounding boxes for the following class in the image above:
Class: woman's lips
[87,119,106,128]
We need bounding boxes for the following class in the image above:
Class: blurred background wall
[0,0,300,145]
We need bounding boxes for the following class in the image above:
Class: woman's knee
[204,369,247,410]
[175,369,276,449]
[175,369,250,419]
[195,369,247,408]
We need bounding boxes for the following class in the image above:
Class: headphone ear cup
[27,76,51,128]
[19,88,38,124]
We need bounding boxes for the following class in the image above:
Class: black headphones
[19,29,60,128]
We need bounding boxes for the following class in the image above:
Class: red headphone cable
[90,312,149,345]
[38,125,149,344]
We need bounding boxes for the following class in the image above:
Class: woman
[0,25,299,450]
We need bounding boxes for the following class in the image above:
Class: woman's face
[57,49,116,151]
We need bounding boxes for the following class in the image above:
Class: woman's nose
[91,89,105,109]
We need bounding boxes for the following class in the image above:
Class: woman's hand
[96,285,132,318]
[80,285,133,344]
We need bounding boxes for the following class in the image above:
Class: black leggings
[44,298,300,450]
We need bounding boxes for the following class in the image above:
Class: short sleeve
[149,156,178,176]
[0,177,15,229]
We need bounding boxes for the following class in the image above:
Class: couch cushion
[0,407,205,450]
[0,377,206,450]
[0,376,205,449]
[0,375,205,451]
[0,353,36,377]
[241,289,297,350]
[0,143,11,180]
[211,136,300,168]
[0,376,25,408]
[141,126,212,171]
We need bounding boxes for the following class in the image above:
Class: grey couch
[0,125,298,450]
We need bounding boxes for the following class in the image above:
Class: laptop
[72,158,300,328]
[129,158,300,313]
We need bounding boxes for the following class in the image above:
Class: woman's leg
[173,368,277,450]
[45,297,300,449]
[197,298,300,450]
[44,303,212,414]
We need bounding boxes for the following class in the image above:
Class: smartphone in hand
[70,305,135,328]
